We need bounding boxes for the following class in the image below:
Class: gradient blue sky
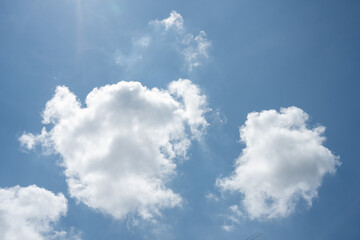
[1,0,360,239]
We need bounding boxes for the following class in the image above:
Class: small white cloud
[149,11,211,72]
[205,192,219,202]
[19,132,37,149]
[51,228,82,240]
[0,185,69,240]
[21,79,209,220]
[222,224,234,232]
[114,11,211,72]
[229,205,243,218]
[216,107,340,221]
[134,36,151,48]
[182,31,211,71]
[150,10,184,31]
[220,205,244,231]
[20,127,53,154]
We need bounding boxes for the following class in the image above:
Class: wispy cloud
[150,11,211,72]
[113,35,150,70]
[181,31,211,71]
[114,11,211,73]
[221,205,244,231]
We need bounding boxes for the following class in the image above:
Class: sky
[0,0,360,239]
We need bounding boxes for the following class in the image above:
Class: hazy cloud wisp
[114,11,211,72]
[150,11,211,72]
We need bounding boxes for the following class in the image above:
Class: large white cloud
[20,79,208,220]
[0,185,68,240]
[216,107,340,220]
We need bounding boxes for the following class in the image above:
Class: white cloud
[134,36,151,48]
[150,11,184,31]
[221,205,243,231]
[222,224,234,232]
[20,79,209,220]
[181,31,211,71]
[205,192,219,202]
[0,185,68,240]
[150,11,211,72]
[114,11,211,72]
[216,107,340,220]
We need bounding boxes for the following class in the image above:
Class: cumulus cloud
[216,107,340,220]
[0,185,69,240]
[20,79,208,220]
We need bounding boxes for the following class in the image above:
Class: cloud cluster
[20,79,208,220]
[0,185,68,240]
[216,107,340,220]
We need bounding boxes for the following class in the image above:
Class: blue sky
[0,0,360,239]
